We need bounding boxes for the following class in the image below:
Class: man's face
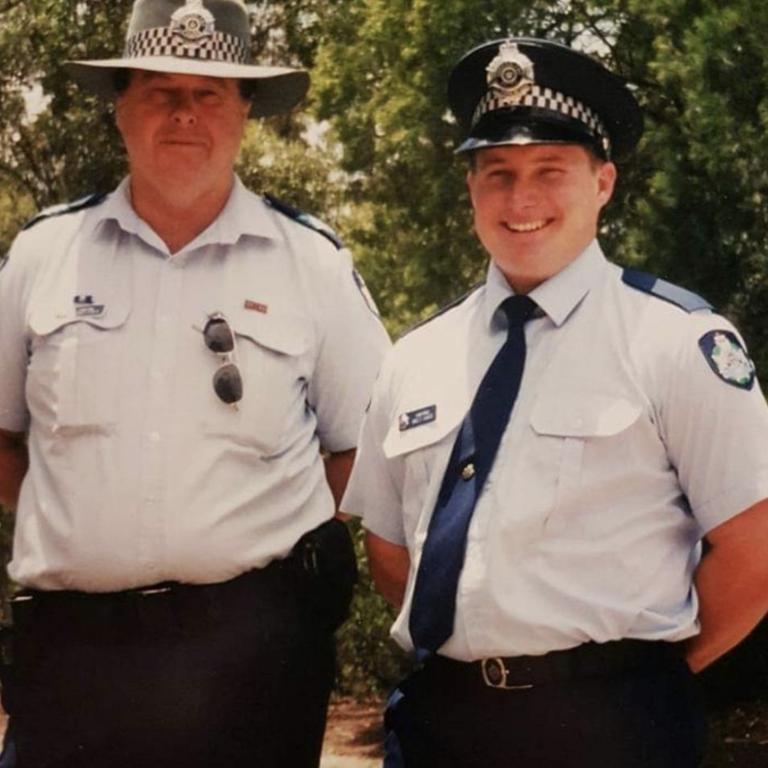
[115,71,250,197]
[466,144,617,293]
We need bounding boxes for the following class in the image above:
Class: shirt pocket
[200,307,310,456]
[27,304,131,434]
[529,394,643,535]
[382,399,465,549]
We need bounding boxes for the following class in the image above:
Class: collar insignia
[486,41,535,103]
[170,0,216,44]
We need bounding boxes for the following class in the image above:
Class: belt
[9,540,312,638]
[427,640,685,691]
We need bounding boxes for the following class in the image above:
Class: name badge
[399,405,437,432]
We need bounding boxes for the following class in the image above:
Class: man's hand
[687,498,768,672]
[0,427,28,511]
[365,530,410,611]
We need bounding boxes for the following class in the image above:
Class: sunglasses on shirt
[203,313,243,406]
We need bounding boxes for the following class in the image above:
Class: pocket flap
[383,400,465,458]
[224,307,309,356]
[30,301,130,336]
[531,395,642,438]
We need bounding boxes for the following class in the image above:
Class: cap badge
[486,41,535,103]
[170,0,216,44]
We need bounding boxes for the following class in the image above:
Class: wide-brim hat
[64,0,309,118]
[448,38,643,159]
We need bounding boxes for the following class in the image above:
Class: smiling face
[466,144,617,293]
[115,70,250,205]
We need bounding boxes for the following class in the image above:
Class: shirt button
[148,431,161,443]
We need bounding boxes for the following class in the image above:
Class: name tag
[75,304,105,318]
[399,405,437,432]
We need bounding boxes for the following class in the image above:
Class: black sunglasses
[203,313,243,406]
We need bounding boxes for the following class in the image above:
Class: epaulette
[400,283,483,339]
[22,193,107,231]
[263,194,344,250]
[621,268,713,313]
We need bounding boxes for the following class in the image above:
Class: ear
[596,161,617,208]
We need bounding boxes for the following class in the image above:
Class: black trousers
[1,519,357,768]
[388,643,708,768]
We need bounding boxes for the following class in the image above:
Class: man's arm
[325,448,356,518]
[0,428,28,511]
[686,498,768,672]
[365,530,410,611]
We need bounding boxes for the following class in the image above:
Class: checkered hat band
[125,27,250,63]
[472,85,610,151]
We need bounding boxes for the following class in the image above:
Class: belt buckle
[481,657,534,690]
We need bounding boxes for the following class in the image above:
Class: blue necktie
[409,295,537,653]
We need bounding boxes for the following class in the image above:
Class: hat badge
[486,41,535,102]
[170,0,216,44]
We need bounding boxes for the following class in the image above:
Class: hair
[238,80,258,102]
[112,69,132,95]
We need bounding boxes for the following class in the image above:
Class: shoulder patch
[400,283,483,339]
[22,193,106,231]
[698,330,756,390]
[621,268,713,313]
[263,194,344,250]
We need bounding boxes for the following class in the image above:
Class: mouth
[160,138,207,148]
[503,219,550,233]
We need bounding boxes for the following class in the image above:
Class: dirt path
[321,697,384,767]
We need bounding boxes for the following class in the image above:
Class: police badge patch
[698,330,756,390]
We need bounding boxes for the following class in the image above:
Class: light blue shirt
[343,241,768,659]
[0,177,390,591]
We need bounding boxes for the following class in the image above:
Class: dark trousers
[1,519,357,768]
[388,643,708,768]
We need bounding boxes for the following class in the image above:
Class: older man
[0,1,389,766]
[342,37,768,767]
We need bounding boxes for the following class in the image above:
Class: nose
[171,93,197,127]
[506,177,539,210]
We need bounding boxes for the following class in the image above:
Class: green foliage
[311,0,768,367]
[336,521,410,697]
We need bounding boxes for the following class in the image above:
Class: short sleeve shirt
[342,241,768,660]
[0,177,390,591]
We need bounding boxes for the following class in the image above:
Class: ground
[321,697,384,767]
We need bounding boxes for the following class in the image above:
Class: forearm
[365,531,410,610]
[686,503,768,672]
[324,448,356,516]
[0,431,29,511]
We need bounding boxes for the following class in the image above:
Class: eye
[197,90,224,106]
[539,167,566,180]
[146,88,174,105]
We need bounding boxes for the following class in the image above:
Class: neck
[128,173,235,254]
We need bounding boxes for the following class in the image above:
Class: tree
[310,0,768,370]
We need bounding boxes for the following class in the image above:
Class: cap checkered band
[472,84,611,155]
[125,26,250,63]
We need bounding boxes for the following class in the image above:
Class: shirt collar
[84,175,284,255]
[483,240,608,329]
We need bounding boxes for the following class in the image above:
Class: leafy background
[1,1,767,763]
